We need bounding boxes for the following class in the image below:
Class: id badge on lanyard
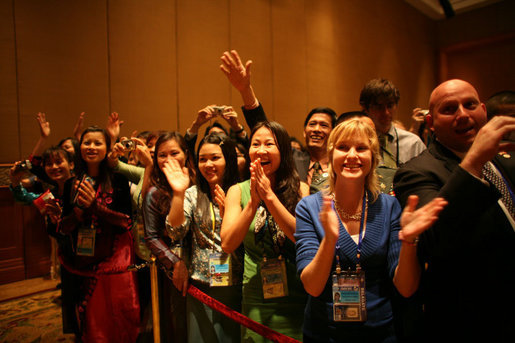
[332,192,368,322]
[260,255,288,299]
[76,181,99,257]
[332,268,367,322]
[77,223,96,256]
[207,202,232,287]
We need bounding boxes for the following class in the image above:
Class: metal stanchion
[150,255,160,343]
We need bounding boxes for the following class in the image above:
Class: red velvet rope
[187,284,300,343]
[59,252,300,342]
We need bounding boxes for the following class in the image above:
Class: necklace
[333,193,368,221]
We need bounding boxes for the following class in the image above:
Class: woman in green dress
[221,121,309,342]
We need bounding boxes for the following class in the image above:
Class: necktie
[378,134,397,169]
[310,161,328,194]
[483,162,515,220]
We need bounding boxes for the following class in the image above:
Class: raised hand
[319,195,339,242]
[73,112,85,140]
[9,162,26,186]
[213,184,226,218]
[220,106,242,131]
[220,50,252,92]
[36,112,50,138]
[133,137,153,167]
[399,195,448,243]
[106,112,124,145]
[461,115,515,177]
[109,137,128,162]
[162,159,190,193]
[195,106,217,127]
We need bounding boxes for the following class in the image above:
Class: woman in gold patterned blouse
[165,133,243,343]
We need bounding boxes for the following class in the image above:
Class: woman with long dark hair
[58,125,139,342]
[166,133,243,342]
[143,131,195,343]
[221,121,309,342]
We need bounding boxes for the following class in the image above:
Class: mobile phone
[73,175,95,204]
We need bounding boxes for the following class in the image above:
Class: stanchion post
[150,255,160,343]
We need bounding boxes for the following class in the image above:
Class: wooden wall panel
[176,0,231,134]
[441,34,515,102]
[14,0,109,156]
[228,0,272,130]
[22,205,51,279]
[271,0,307,141]
[109,0,179,134]
[0,188,25,284]
[0,0,21,162]
[305,0,342,114]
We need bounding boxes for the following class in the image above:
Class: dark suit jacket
[242,103,310,181]
[393,140,515,341]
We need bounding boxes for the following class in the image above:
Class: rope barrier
[186,284,301,343]
[61,256,301,343]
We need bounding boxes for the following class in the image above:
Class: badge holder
[332,258,367,322]
[209,252,232,287]
[208,202,232,287]
[77,223,96,256]
[260,255,288,299]
[332,192,368,322]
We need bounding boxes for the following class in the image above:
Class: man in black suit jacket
[393,79,515,342]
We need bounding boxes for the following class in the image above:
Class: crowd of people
[8,49,515,343]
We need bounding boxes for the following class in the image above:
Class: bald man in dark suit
[393,79,515,342]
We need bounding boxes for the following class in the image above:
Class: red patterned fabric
[60,231,140,343]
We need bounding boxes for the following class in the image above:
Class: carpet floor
[0,279,76,343]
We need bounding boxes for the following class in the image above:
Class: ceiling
[404,0,503,20]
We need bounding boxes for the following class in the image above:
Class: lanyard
[335,191,367,272]
[209,201,216,252]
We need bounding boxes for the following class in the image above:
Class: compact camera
[121,139,136,151]
[13,160,32,173]
[212,106,226,116]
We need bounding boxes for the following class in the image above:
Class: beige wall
[1,0,439,162]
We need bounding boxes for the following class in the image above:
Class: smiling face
[332,133,373,184]
[156,138,187,172]
[198,143,226,186]
[303,113,333,152]
[44,152,73,184]
[428,80,487,153]
[249,126,281,176]
[81,132,107,166]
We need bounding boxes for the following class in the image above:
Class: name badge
[332,271,367,322]
[209,252,232,287]
[260,257,288,299]
[77,225,96,256]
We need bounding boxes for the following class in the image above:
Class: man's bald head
[427,79,487,153]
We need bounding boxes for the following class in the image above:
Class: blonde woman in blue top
[295,119,447,342]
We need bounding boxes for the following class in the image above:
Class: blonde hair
[326,118,380,202]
